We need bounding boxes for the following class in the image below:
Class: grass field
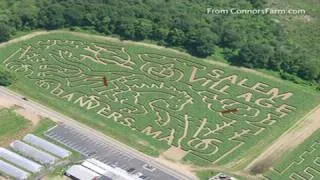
[0,107,56,146]
[0,108,32,145]
[0,31,319,168]
[264,130,320,179]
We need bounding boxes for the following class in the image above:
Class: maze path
[2,37,318,165]
[265,131,320,179]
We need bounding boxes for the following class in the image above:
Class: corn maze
[264,130,320,179]
[1,32,319,165]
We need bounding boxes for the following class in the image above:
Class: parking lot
[45,124,180,180]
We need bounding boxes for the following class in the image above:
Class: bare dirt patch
[0,94,42,146]
[0,96,41,125]
[0,176,9,180]
[162,147,187,161]
[15,108,41,125]
[247,104,320,174]
[0,96,16,108]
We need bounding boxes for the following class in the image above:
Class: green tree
[281,48,306,75]
[0,23,10,42]
[64,5,85,26]
[269,46,290,71]
[185,28,218,57]
[39,3,65,29]
[297,61,320,81]
[116,18,137,39]
[10,0,39,29]
[134,19,153,40]
[151,25,169,41]
[0,67,14,86]
[95,16,112,34]
[249,0,267,8]
[220,28,241,49]
[166,28,185,46]
[237,43,274,68]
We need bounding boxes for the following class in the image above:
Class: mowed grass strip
[0,108,32,145]
[0,31,319,167]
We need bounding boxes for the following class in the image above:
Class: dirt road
[0,31,50,48]
[247,104,320,174]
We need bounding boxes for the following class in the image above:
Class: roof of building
[98,176,113,180]
[86,158,143,180]
[10,140,58,165]
[0,159,30,180]
[82,161,108,175]
[0,147,43,173]
[66,165,101,180]
[23,134,71,159]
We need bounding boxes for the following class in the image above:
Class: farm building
[66,159,145,180]
[82,160,108,175]
[10,140,58,165]
[65,165,101,180]
[0,159,30,180]
[23,134,71,158]
[84,158,143,180]
[0,147,43,173]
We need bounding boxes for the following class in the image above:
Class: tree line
[0,65,14,86]
[0,0,319,88]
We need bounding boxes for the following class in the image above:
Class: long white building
[0,159,30,180]
[86,158,143,180]
[65,165,101,180]
[23,134,71,159]
[10,140,58,165]
[65,159,144,180]
[0,148,43,173]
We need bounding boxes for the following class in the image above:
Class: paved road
[0,87,197,180]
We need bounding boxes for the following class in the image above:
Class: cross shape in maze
[269,141,320,180]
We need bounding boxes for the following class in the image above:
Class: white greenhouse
[0,147,43,173]
[10,140,58,165]
[23,134,71,158]
[65,165,101,180]
[82,160,107,175]
[0,159,30,180]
